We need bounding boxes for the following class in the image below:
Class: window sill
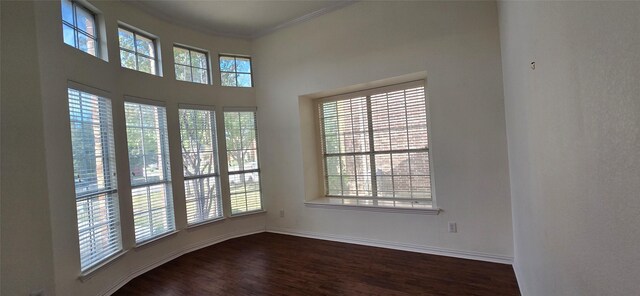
[186,216,226,230]
[229,209,267,218]
[134,230,179,249]
[305,198,441,215]
[78,250,127,282]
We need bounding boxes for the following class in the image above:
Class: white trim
[223,106,258,112]
[123,95,166,107]
[305,199,440,215]
[67,80,111,99]
[266,228,513,265]
[100,228,265,296]
[179,103,216,112]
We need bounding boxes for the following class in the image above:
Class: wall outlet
[448,222,457,233]
[279,210,285,218]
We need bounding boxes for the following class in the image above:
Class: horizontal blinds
[179,108,223,224]
[319,84,432,201]
[224,111,262,214]
[125,101,175,243]
[68,88,122,271]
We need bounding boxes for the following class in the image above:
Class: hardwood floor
[113,233,519,296]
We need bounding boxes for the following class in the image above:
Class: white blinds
[68,88,122,271]
[125,101,175,243]
[224,110,262,214]
[179,107,223,224]
[319,83,432,203]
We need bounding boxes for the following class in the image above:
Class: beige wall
[3,1,266,295]
[1,2,56,295]
[499,1,640,295]
[253,1,513,260]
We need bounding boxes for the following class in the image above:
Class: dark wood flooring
[113,232,519,295]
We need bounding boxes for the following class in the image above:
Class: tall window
[174,46,210,84]
[61,0,99,56]
[318,82,433,208]
[125,101,175,243]
[219,55,252,87]
[224,110,262,214]
[118,27,158,75]
[179,106,222,224]
[67,88,121,271]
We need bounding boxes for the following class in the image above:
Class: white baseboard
[101,228,265,296]
[267,227,514,265]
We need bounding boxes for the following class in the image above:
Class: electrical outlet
[279,210,285,218]
[448,222,457,233]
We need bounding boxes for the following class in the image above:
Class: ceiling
[128,0,354,39]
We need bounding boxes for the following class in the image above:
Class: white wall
[2,1,266,295]
[499,1,640,295]
[253,1,513,260]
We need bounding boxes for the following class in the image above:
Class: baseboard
[101,228,266,296]
[267,227,513,265]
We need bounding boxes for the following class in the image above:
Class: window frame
[219,54,253,88]
[173,45,211,85]
[315,81,436,209]
[223,108,264,215]
[67,86,123,272]
[118,25,161,76]
[124,98,176,244]
[61,0,100,57]
[178,104,223,225]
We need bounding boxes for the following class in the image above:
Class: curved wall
[3,1,265,295]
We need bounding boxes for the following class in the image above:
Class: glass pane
[191,51,207,68]
[77,33,97,56]
[120,50,136,70]
[236,57,251,73]
[137,56,156,74]
[61,0,74,24]
[219,56,235,72]
[184,177,221,224]
[192,68,208,84]
[220,72,236,86]
[135,34,155,57]
[118,28,135,51]
[63,24,76,47]
[75,6,96,36]
[175,64,192,82]
[237,74,252,87]
[173,47,189,65]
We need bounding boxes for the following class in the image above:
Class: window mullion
[365,95,377,199]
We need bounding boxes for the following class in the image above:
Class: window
[125,101,175,243]
[174,46,210,84]
[67,88,121,271]
[118,27,158,75]
[179,106,222,224]
[61,0,99,56]
[224,110,262,214]
[219,55,252,87]
[318,82,433,208]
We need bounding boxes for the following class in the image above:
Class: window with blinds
[179,106,223,224]
[224,110,262,214]
[125,101,175,243]
[318,82,433,207]
[68,88,121,271]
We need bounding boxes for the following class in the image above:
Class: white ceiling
[128,0,354,39]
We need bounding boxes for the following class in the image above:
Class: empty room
[1,0,638,295]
